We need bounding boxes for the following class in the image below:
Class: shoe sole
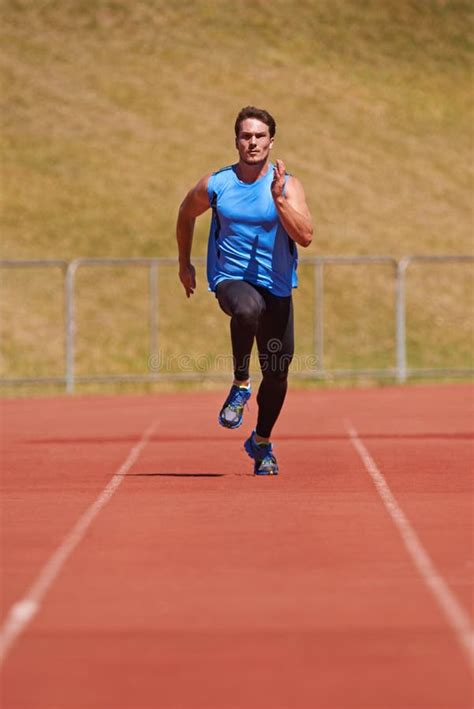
[218,414,243,430]
[218,392,251,430]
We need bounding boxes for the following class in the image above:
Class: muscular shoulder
[194,173,212,195]
[284,174,305,196]
[180,173,212,217]
[182,165,236,216]
[284,174,312,218]
[285,174,309,204]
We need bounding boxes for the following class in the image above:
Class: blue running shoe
[218,383,251,429]
[244,431,279,476]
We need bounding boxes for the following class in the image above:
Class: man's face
[236,118,274,165]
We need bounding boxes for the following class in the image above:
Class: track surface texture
[0,384,473,709]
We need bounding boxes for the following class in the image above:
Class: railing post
[395,258,409,383]
[314,260,324,373]
[149,260,159,377]
[65,261,77,394]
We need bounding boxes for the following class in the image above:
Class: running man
[176,106,313,475]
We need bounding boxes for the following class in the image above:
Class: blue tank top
[206,163,298,296]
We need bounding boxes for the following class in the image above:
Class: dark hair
[234,106,276,138]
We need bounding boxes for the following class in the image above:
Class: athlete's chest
[216,181,278,228]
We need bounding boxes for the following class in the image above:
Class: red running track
[0,384,473,708]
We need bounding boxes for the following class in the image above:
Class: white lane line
[345,420,474,672]
[0,418,158,667]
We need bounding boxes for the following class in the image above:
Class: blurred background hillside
[1,0,473,390]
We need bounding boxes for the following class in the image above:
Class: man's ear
[269,137,274,150]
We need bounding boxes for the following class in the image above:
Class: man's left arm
[271,159,313,248]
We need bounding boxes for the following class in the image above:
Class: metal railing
[1,256,473,392]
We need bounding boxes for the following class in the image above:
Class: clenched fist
[271,159,286,201]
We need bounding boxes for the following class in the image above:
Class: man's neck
[235,159,271,184]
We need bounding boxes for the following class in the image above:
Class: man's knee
[232,298,264,329]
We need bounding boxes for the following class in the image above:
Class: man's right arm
[176,174,211,298]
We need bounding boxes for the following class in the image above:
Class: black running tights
[215,279,294,439]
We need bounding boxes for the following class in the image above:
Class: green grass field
[1,0,473,392]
